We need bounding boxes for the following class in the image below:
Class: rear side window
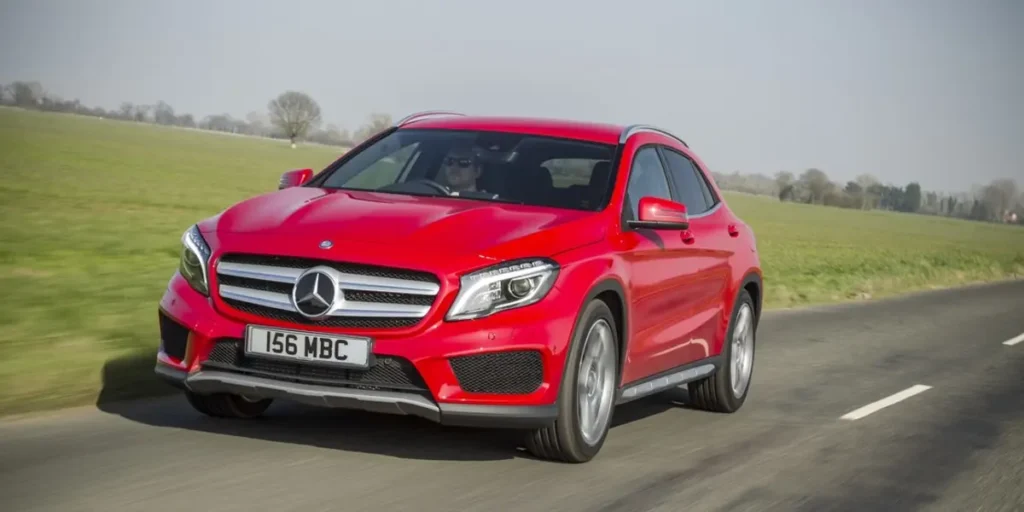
[660,148,717,215]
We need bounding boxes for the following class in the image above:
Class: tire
[688,288,757,413]
[185,390,273,419]
[524,299,619,463]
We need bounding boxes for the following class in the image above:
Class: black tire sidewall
[553,299,618,461]
[227,394,273,418]
[716,289,756,410]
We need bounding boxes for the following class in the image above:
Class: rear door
[656,145,735,363]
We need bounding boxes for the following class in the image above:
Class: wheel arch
[583,278,629,385]
[739,270,763,325]
[559,276,630,389]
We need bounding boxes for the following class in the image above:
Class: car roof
[398,115,627,146]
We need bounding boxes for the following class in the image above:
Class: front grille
[449,351,544,394]
[203,338,429,393]
[159,311,189,360]
[222,299,422,329]
[213,253,441,329]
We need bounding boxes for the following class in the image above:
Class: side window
[625,146,673,219]
[692,159,719,208]
[660,148,712,215]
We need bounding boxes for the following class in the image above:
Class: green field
[2,107,1023,416]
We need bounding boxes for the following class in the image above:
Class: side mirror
[627,196,690,230]
[279,168,313,189]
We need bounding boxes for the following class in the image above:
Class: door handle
[727,224,740,238]
[681,230,695,244]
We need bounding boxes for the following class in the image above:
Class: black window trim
[655,144,723,220]
[654,145,709,215]
[306,127,623,212]
[619,143,675,227]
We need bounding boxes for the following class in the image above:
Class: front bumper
[156,363,557,428]
[156,272,577,429]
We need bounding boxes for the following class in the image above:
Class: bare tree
[152,101,176,125]
[799,168,831,204]
[268,91,322,147]
[981,178,1019,222]
[353,112,393,144]
[246,111,271,137]
[118,102,134,120]
[855,174,880,209]
[10,81,44,106]
[132,104,151,123]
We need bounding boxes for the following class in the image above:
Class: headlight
[179,224,212,296]
[445,258,559,321]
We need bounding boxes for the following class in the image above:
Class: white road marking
[840,385,932,421]
[1002,332,1024,346]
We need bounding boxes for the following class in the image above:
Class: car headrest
[589,161,611,188]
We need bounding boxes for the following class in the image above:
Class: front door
[618,144,709,384]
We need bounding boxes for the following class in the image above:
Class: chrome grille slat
[216,262,301,283]
[217,261,439,295]
[213,255,440,328]
[220,285,295,311]
[219,286,430,317]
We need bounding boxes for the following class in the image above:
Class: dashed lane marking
[1002,332,1024,346]
[839,384,933,421]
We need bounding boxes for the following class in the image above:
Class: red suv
[156,111,763,463]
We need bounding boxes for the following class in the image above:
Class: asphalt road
[3,280,1023,512]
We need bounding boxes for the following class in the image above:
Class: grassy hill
[1,107,1022,415]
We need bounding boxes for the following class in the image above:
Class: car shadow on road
[95,352,698,462]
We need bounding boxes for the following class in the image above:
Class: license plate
[244,325,372,369]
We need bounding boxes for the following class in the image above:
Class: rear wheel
[185,391,273,419]
[688,289,756,413]
[524,299,619,463]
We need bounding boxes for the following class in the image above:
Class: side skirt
[614,356,723,406]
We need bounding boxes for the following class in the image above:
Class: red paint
[278,168,313,189]
[634,196,690,228]
[158,114,762,411]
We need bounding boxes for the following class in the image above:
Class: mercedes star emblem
[291,268,339,319]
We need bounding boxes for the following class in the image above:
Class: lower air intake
[158,311,189,360]
[449,350,544,394]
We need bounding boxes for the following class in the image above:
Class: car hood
[199,187,605,260]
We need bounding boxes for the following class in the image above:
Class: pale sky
[2,0,1022,194]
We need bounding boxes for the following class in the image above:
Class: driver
[440,145,484,193]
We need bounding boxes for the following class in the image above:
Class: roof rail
[619,124,688,148]
[396,110,466,126]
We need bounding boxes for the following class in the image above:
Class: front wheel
[688,288,757,413]
[524,299,619,463]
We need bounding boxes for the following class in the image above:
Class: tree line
[711,168,1021,226]
[2,79,1020,226]
[0,80,388,148]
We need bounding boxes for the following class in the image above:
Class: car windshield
[316,129,617,211]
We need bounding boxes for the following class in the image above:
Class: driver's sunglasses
[444,156,475,168]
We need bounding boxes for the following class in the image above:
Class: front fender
[551,253,631,384]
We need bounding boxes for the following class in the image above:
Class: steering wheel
[412,178,452,196]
